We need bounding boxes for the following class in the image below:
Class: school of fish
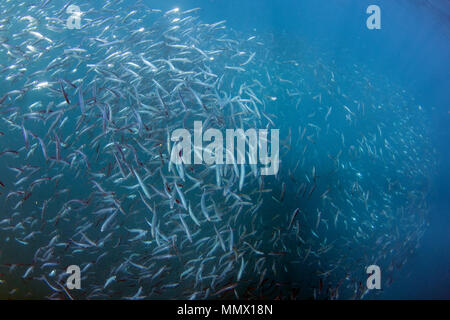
[0,1,436,300]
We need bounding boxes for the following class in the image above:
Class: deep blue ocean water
[0,0,448,299]
[163,0,450,299]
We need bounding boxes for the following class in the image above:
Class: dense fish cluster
[0,1,436,300]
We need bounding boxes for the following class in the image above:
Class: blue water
[138,0,450,299]
[172,0,450,298]
[0,0,448,299]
